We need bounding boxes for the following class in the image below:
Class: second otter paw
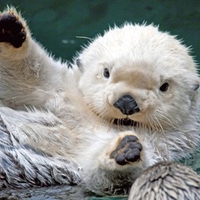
[110,135,142,165]
[0,12,26,48]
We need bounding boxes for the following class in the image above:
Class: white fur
[0,7,199,195]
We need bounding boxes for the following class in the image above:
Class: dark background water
[0,0,200,65]
[0,0,200,199]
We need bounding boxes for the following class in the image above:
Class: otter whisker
[155,109,181,131]
[85,102,113,131]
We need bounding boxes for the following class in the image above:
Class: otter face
[77,24,200,128]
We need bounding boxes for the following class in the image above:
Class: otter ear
[76,59,84,71]
[193,83,199,91]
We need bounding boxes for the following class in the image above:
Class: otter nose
[113,95,140,115]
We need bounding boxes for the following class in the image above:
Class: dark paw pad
[0,13,26,48]
[110,135,142,165]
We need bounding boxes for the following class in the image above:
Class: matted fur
[0,7,199,196]
[128,162,200,200]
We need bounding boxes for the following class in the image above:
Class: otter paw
[110,135,142,165]
[0,13,26,48]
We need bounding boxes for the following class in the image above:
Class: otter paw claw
[110,135,142,165]
[0,13,26,48]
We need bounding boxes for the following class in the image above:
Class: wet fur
[128,162,200,200]
[0,7,199,195]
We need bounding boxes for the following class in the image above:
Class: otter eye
[103,68,110,78]
[160,82,169,92]
[194,83,199,91]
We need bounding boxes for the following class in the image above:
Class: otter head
[77,24,200,129]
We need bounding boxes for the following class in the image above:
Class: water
[0,0,200,64]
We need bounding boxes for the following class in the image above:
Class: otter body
[0,7,199,195]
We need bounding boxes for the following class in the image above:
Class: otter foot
[0,13,26,48]
[110,135,142,165]
[99,132,143,170]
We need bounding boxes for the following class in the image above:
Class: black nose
[113,95,140,115]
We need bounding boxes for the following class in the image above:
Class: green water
[0,0,199,199]
[1,0,200,64]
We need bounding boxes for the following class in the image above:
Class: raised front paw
[0,11,26,48]
[110,135,142,165]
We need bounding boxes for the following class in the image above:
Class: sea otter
[0,7,199,196]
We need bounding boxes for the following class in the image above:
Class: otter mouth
[113,118,137,126]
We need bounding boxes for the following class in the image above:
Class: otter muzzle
[113,94,140,115]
